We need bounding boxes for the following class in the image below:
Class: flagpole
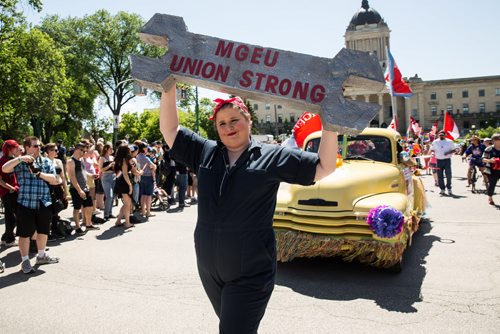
[391,94,398,132]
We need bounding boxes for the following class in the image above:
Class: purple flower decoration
[366,205,405,238]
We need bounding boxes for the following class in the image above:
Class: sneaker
[21,259,36,274]
[439,190,446,195]
[36,254,59,265]
[75,228,86,235]
[447,189,453,195]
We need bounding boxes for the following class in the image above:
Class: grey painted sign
[131,14,385,130]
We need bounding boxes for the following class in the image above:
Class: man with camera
[2,136,62,274]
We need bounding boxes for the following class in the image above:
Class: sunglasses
[31,144,41,148]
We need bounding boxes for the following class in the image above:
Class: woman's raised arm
[160,85,180,148]
[314,124,339,182]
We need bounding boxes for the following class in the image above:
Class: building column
[378,94,384,126]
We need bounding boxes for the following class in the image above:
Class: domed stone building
[253,0,500,137]
[344,0,500,134]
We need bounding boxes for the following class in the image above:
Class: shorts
[16,202,52,237]
[469,159,485,168]
[95,178,104,194]
[140,175,154,196]
[69,188,93,209]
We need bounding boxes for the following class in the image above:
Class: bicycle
[467,157,489,194]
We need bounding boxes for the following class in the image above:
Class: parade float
[273,128,427,271]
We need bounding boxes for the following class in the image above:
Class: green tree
[0,0,42,42]
[77,10,164,142]
[18,28,70,141]
[0,0,44,140]
[0,28,69,141]
[118,112,142,141]
[39,15,100,144]
[82,111,113,143]
[477,126,500,139]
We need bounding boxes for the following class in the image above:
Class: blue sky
[23,0,500,113]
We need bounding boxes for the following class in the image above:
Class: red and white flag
[443,111,460,140]
[385,47,413,98]
[407,116,422,136]
[293,111,322,149]
[387,117,398,131]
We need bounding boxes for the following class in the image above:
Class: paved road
[1,155,499,333]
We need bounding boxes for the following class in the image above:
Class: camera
[27,161,41,174]
[55,166,62,175]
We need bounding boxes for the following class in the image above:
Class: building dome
[348,0,386,30]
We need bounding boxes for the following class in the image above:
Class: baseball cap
[2,139,20,155]
[483,137,491,141]
[438,130,446,135]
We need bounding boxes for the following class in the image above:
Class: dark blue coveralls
[170,128,319,333]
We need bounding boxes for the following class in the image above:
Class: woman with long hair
[113,144,134,229]
[45,143,69,239]
[99,143,116,220]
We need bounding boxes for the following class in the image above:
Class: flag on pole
[293,111,322,149]
[443,111,460,140]
[387,117,398,131]
[385,47,413,97]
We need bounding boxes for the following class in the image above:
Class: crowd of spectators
[0,136,198,274]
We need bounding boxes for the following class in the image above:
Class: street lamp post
[195,86,199,134]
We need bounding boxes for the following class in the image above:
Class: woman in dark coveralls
[160,85,338,333]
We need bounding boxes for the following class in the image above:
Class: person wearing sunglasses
[2,136,62,274]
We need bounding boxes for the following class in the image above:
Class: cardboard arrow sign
[131,14,385,130]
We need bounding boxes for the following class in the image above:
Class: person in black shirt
[160,85,338,333]
[482,133,500,205]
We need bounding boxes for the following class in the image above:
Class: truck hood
[277,161,402,212]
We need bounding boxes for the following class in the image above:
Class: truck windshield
[304,135,392,163]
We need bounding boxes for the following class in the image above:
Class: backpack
[54,219,73,236]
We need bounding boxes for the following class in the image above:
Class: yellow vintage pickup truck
[273,128,426,271]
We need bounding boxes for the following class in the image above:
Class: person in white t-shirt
[431,130,456,195]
